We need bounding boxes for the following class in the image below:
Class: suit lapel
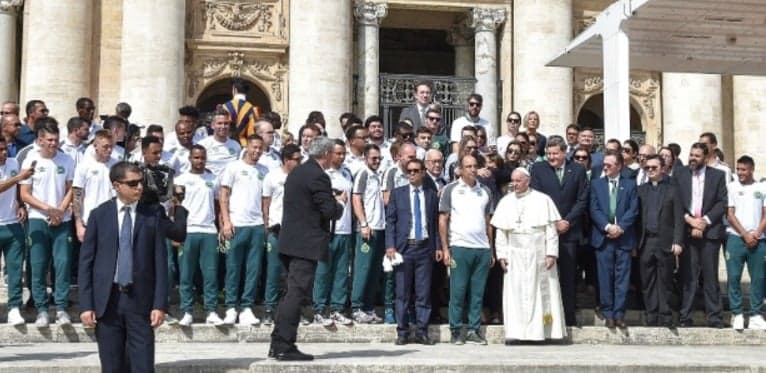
[133,204,145,243]
[702,168,716,212]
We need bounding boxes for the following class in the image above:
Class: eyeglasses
[644,165,659,171]
[427,116,441,122]
[406,168,422,174]
[574,155,589,161]
[621,148,631,153]
[468,102,482,107]
[399,133,414,138]
[119,178,143,187]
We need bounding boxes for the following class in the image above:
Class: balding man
[1,115,24,158]
[635,144,656,186]
[1,101,19,116]
[424,149,447,191]
[382,143,418,205]
[255,119,282,171]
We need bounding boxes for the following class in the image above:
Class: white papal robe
[491,189,567,341]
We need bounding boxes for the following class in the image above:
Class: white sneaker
[206,312,225,326]
[56,311,71,326]
[367,310,383,324]
[331,311,353,326]
[179,312,194,327]
[238,307,260,326]
[35,312,49,328]
[223,308,238,325]
[352,309,373,324]
[314,313,334,327]
[732,314,745,330]
[7,308,24,326]
[748,314,766,330]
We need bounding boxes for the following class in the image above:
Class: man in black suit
[78,162,168,372]
[673,142,728,328]
[530,136,589,326]
[269,137,345,361]
[385,159,441,345]
[637,155,684,327]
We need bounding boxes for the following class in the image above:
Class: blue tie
[117,206,133,286]
[414,188,423,240]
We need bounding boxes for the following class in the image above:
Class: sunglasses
[507,118,521,123]
[468,102,482,107]
[119,178,143,187]
[644,165,659,171]
[399,133,414,138]
[406,169,422,174]
[574,155,589,161]
[368,156,381,161]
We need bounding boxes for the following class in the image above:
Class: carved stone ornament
[0,0,23,13]
[446,20,474,47]
[580,75,659,120]
[353,1,388,26]
[470,8,506,33]
[203,0,274,32]
[188,51,287,102]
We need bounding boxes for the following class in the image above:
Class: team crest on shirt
[431,143,441,150]
[241,170,249,176]
[205,181,214,188]
[37,166,46,173]
[228,148,237,155]
[56,166,65,174]
[360,242,370,253]
[90,169,99,176]
[755,191,764,199]
[9,170,17,177]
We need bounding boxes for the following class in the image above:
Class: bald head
[398,142,417,167]
[638,144,656,166]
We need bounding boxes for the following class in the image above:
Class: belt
[113,284,133,294]
[407,239,429,246]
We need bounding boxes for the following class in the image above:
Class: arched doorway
[195,78,272,124]
[576,93,645,147]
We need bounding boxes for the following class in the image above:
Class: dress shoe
[394,336,408,345]
[708,320,724,329]
[678,320,693,328]
[615,319,627,329]
[605,319,615,328]
[275,349,314,361]
[267,348,275,359]
[414,335,436,345]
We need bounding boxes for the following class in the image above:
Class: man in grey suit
[399,80,432,130]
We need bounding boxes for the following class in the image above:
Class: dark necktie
[414,188,423,240]
[117,206,133,286]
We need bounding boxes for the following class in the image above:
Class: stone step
[0,343,765,372]
[3,323,766,346]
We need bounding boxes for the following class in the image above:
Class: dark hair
[280,144,301,162]
[190,144,207,154]
[645,154,665,167]
[93,129,113,142]
[363,143,381,156]
[127,124,141,140]
[306,111,326,127]
[333,138,346,147]
[566,124,581,132]
[75,97,94,110]
[178,105,200,119]
[406,159,425,170]
[66,116,88,134]
[394,121,413,134]
[212,108,230,119]
[606,138,622,150]
[623,139,639,154]
[414,80,433,92]
[103,115,127,131]
[25,100,45,116]
[416,127,433,136]
[109,161,142,183]
[546,136,567,152]
[515,132,530,142]
[364,115,383,128]
[345,125,365,141]
[35,117,59,136]
[261,111,282,129]
[146,124,164,136]
[231,78,249,94]
[246,134,264,143]
[579,126,595,133]
[700,132,718,145]
[115,102,132,118]
[298,123,321,141]
[668,143,681,157]
[340,112,355,123]
[141,135,162,151]
[460,125,477,135]
[715,148,725,162]
[690,142,709,156]
[737,155,755,168]
[604,149,624,165]
[467,93,483,104]
[507,111,522,121]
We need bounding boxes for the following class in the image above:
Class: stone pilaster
[470,8,505,136]
[513,0,572,137]
[662,73,722,159]
[20,0,92,118]
[733,76,766,177]
[354,1,387,120]
[0,0,21,102]
[289,0,352,137]
[447,21,473,78]
[119,1,185,131]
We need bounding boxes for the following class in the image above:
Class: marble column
[0,1,21,102]
[354,1,387,120]
[662,73,722,161]
[470,8,505,132]
[119,0,184,131]
[733,76,766,176]
[289,0,352,138]
[20,0,92,118]
[447,22,473,78]
[513,0,572,137]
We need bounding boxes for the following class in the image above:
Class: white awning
[548,0,766,76]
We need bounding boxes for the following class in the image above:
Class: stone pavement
[1,342,766,372]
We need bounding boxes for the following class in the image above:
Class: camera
[135,162,175,205]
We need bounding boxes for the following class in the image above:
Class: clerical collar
[515,189,532,198]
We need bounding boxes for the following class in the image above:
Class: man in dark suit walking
[673,142,728,328]
[637,155,684,327]
[385,159,441,345]
[530,136,589,326]
[269,137,345,361]
[78,162,168,372]
[589,151,639,329]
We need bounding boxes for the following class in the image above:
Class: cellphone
[30,160,37,169]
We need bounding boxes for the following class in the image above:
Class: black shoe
[450,331,465,345]
[275,349,314,361]
[263,311,274,326]
[415,335,435,345]
[395,336,408,345]
[268,347,275,359]
[615,319,627,329]
[465,330,487,345]
[605,319,615,329]
[708,321,724,329]
[678,320,693,328]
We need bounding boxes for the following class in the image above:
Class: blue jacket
[385,184,440,256]
[589,175,639,250]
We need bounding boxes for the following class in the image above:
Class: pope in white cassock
[491,168,567,341]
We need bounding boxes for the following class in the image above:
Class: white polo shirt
[0,158,20,225]
[449,115,495,146]
[439,179,494,249]
[175,171,219,234]
[727,180,766,238]
[219,159,268,227]
[167,146,191,175]
[344,150,366,178]
[83,143,126,163]
[327,166,354,235]
[20,151,75,222]
[197,136,242,176]
[382,166,409,192]
[258,147,282,171]
[72,157,117,224]
[59,138,85,167]
[352,166,385,230]
[262,167,288,228]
